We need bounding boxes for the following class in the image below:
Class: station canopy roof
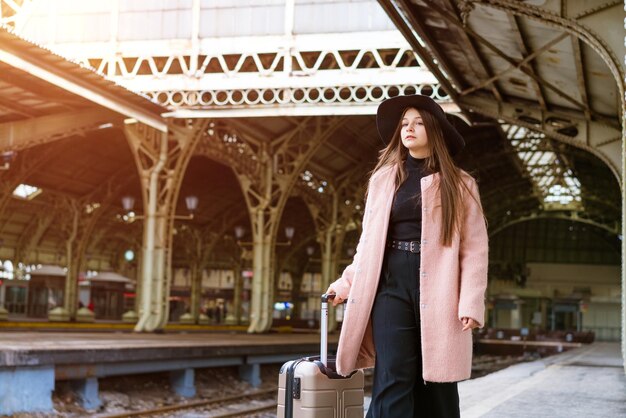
[0,1,620,271]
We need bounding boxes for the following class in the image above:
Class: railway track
[100,388,277,418]
[100,378,373,417]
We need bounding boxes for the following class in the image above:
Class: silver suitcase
[277,294,365,418]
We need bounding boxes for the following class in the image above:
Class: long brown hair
[368,107,478,246]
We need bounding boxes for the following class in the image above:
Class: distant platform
[0,319,314,333]
[0,318,248,331]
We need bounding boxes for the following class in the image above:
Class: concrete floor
[459,342,625,418]
[364,342,625,417]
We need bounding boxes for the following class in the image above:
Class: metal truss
[195,117,347,332]
[0,0,32,29]
[158,82,447,117]
[379,0,623,178]
[0,109,120,152]
[291,162,369,328]
[41,30,449,116]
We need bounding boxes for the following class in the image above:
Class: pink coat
[330,164,488,382]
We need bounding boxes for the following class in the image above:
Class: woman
[326,94,488,417]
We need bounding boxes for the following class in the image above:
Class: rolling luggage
[277,294,365,418]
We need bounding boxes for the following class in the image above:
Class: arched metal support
[125,120,206,332]
[178,226,222,324]
[176,199,249,323]
[14,212,55,265]
[296,164,369,330]
[488,211,621,239]
[200,117,346,333]
[48,172,135,321]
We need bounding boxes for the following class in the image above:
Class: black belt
[386,239,421,253]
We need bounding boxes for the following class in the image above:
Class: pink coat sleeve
[458,178,489,328]
[329,185,373,300]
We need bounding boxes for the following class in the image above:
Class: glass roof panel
[12,184,42,200]
[503,124,582,211]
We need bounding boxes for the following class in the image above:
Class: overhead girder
[62,31,440,116]
[5,1,463,117]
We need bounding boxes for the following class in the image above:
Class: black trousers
[366,247,460,418]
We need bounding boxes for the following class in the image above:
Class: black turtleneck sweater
[387,154,428,241]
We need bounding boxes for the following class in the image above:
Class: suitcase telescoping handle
[320,293,346,367]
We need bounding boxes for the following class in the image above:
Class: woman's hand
[461,317,479,331]
[325,286,345,306]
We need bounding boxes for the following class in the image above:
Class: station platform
[362,342,624,417]
[0,331,336,415]
[458,342,625,417]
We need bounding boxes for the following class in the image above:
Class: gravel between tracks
[17,364,283,418]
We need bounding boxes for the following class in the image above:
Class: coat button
[421,271,427,277]
[420,303,426,309]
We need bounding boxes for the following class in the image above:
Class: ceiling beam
[0,41,167,132]
[0,94,44,118]
[1,66,83,109]
[456,29,564,96]
[427,2,602,118]
[443,0,503,102]
[376,0,462,99]
[572,1,622,19]
[570,35,591,121]
[0,108,120,151]
[506,12,547,110]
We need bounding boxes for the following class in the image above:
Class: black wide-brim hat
[376,94,465,156]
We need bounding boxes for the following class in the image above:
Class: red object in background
[0,279,3,286]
